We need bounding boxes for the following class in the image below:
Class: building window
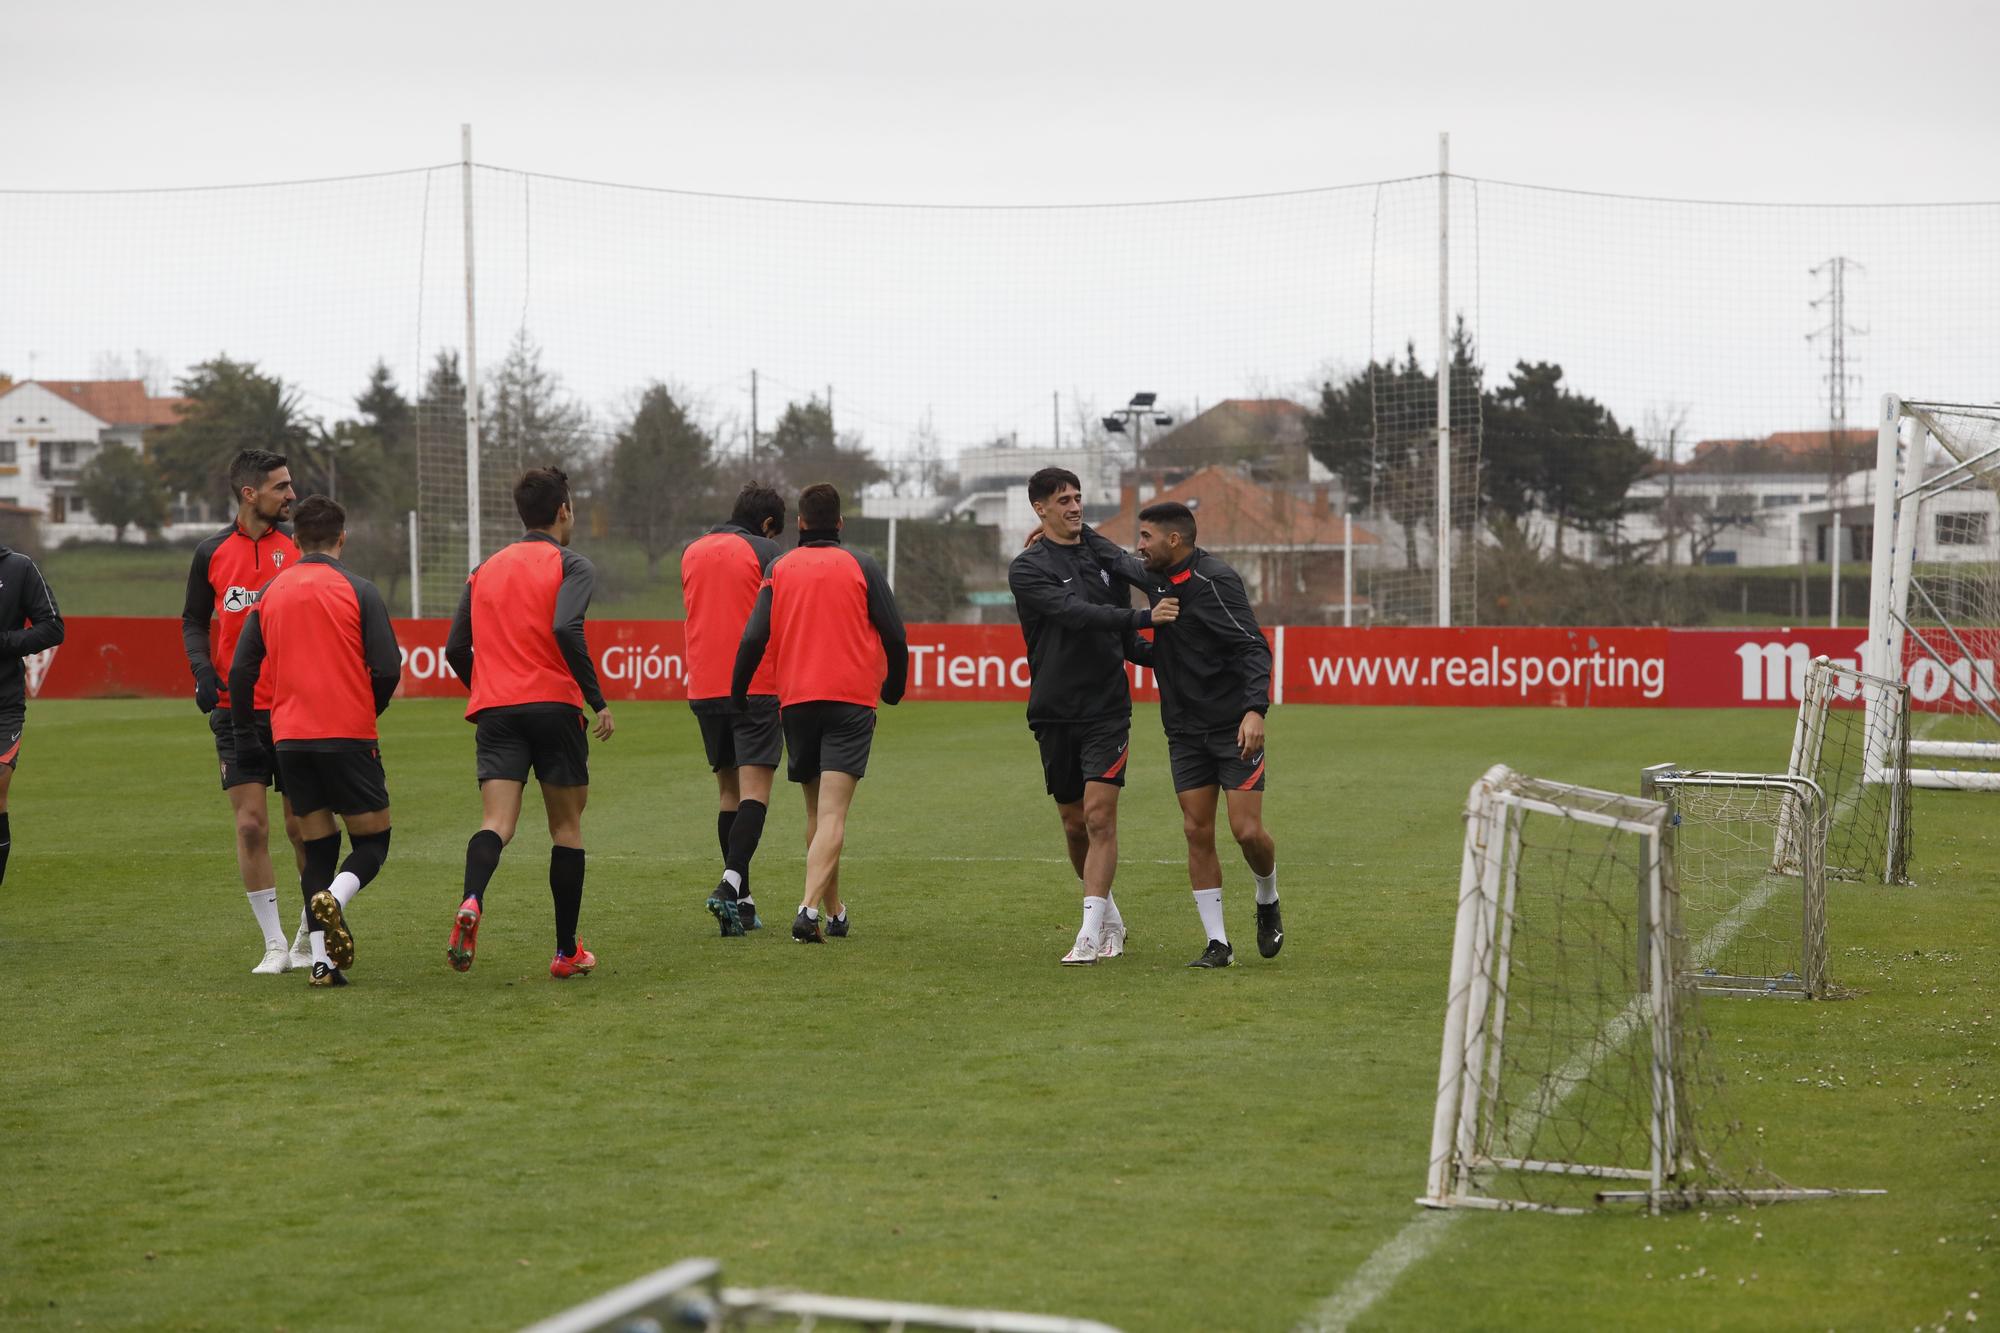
[1761,494,1803,509]
[0,496,15,507]
[0,442,13,463]
[57,442,77,465]
[1937,512,1989,547]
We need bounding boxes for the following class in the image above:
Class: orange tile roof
[2,379,190,427]
[1689,428,1874,464]
[1099,465,1379,550]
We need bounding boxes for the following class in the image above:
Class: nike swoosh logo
[1061,577,1073,584]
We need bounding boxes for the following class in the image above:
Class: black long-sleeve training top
[0,547,65,710]
[1081,529,1271,736]
[1008,529,1156,727]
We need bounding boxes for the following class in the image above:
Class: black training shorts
[0,707,22,770]
[693,696,783,772]
[209,707,284,793]
[475,706,590,787]
[1033,716,1131,805]
[1168,727,1266,794]
[782,701,876,784]
[279,746,390,817]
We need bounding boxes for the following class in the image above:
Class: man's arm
[355,577,403,716]
[730,582,774,705]
[227,610,270,775]
[1078,525,1152,591]
[181,544,220,710]
[0,558,64,658]
[1008,552,1154,633]
[553,550,607,712]
[444,581,475,689]
[1211,566,1272,715]
[1121,622,1155,669]
[858,552,909,705]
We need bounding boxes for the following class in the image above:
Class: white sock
[1193,888,1227,945]
[330,870,362,910]
[1254,867,1279,906]
[1080,895,1108,943]
[832,907,847,922]
[309,931,330,968]
[298,907,311,938]
[799,903,815,919]
[246,888,285,950]
[722,869,743,891]
[1102,892,1124,930]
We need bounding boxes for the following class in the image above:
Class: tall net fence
[3,156,1996,624]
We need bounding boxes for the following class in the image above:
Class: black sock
[464,830,503,904]
[550,845,585,956]
[0,810,11,887]
[717,808,736,861]
[302,832,341,901]
[725,799,767,897]
[340,829,392,891]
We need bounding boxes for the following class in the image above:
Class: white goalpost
[1788,655,1913,884]
[1423,766,1865,1214]
[1867,395,2000,791]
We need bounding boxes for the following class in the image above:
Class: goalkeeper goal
[1787,655,1913,884]
[1424,766,1855,1214]
[1866,396,2000,791]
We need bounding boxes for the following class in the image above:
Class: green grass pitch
[1,699,1993,1331]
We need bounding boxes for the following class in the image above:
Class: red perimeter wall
[27,616,1994,712]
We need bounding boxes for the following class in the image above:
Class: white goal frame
[1866,394,2000,791]
[1423,765,1683,1214]
[1787,655,1912,884]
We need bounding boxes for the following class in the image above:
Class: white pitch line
[1294,733,1914,1333]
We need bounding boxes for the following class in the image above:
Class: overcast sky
[7,0,1997,463]
[13,0,1996,203]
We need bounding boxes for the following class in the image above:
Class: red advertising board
[20,617,1992,713]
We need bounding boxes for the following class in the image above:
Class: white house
[0,379,188,542]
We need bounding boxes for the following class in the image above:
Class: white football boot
[251,945,291,975]
[1098,921,1127,959]
[1060,932,1100,966]
[287,920,313,970]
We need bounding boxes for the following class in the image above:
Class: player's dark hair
[514,466,571,528]
[798,482,841,530]
[1027,467,1082,504]
[730,482,786,535]
[228,449,288,503]
[292,494,345,550]
[1139,500,1197,544]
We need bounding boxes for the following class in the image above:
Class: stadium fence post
[1435,130,1452,627]
[460,122,482,573]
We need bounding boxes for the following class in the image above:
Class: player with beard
[181,449,310,974]
[1082,503,1281,969]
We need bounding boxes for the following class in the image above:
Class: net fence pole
[407,509,420,617]
[1435,131,1452,628]
[460,122,482,574]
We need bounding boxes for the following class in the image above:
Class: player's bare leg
[796,773,858,941]
[1177,785,1233,967]
[1056,800,1089,878]
[541,781,593,976]
[1225,789,1282,958]
[227,781,293,972]
[1060,783,1124,964]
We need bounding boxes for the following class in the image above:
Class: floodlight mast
[1102,393,1175,541]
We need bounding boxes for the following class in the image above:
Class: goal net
[1641,769,1829,1000]
[1869,398,2000,790]
[1425,765,1853,1214]
[1788,655,1912,884]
